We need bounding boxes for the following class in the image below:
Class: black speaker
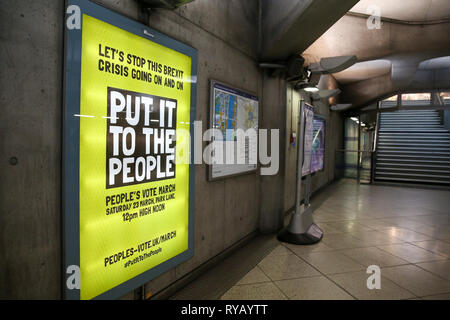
[308,72,321,86]
[285,55,305,79]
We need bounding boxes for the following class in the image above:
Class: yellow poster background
[79,15,191,300]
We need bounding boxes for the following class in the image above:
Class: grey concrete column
[0,0,64,299]
[259,73,287,234]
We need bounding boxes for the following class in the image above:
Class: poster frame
[311,114,326,174]
[207,79,259,182]
[301,102,315,177]
[63,0,197,300]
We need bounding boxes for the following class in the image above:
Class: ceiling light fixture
[295,82,319,92]
[303,86,319,93]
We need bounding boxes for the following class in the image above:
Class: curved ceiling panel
[350,0,450,22]
[419,56,450,69]
[333,59,392,84]
[304,13,450,109]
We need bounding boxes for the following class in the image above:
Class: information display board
[302,103,315,177]
[311,116,326,173]
[209,81,259,180]
[64,0,197,300]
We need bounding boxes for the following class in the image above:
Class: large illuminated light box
[302,103,314,177]
[63,0,197,300]
[311,116,326,173]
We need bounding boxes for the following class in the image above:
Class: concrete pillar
[259,73,287,233]
[0,0,64,299]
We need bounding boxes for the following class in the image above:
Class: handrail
[373,108,380,153]
[370,109,381,183]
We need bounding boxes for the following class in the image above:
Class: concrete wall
[0,0,64,299]
[259,74,287,233]
[0,0,284,299]
[142,0,263,298]
[0,0,343,300]
[310,100,344,194]
[260,0,359,60]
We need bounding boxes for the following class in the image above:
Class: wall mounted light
[295,82,319,92]
[303,86,319,93]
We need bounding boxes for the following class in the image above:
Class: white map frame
[208,80,259,181]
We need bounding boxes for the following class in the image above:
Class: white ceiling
[303,0,450,107]
[350,0,450,21]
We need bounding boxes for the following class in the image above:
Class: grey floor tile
[377,243,447,263]
[378,227,431,242]
[321,233,373,250]
[300,251,365,275]
[236,266,271,285]
[350,230,405,246]
[266,245,293,258]
[412,240,450,258]
[379,218,427,230]
[357,219,397,230]
[282,241,335,256]
[409,226,450,240]
[258,253,320,281]
[416,260,450,281]
[174,180,450,301]
[310,223,343,234]
[314,214,350,223]
[329,271,416,300]
[321,221,374,233]
[410,215,450,227]
[275,276,354,300]
[339,247,409,267]
[392,223,442,238]
[382,265,450,297]
[408,214,440,223]
[221,282,287,300]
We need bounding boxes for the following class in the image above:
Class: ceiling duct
[331,104,352,111]
[311,89,341,101]
[137,0,195,9]
[285,55,306,81]
[259,55,307,81]
[306,55,357,86]
[309,55,358,74]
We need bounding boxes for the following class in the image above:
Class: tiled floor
[221,180,450,300]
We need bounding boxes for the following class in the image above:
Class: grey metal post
[294,100,305,216]
[305,174,311,207]
[286,100,309,235]
[357,115,361,183]
[277,100,323,245]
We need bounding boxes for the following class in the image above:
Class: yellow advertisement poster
[78,14,192,300]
